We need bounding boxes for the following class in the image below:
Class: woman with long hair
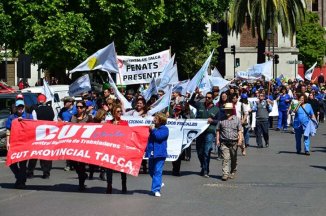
[293,94,316,155]
[70,100,93,191]
[89,109,107,181]
[105,104,129,194]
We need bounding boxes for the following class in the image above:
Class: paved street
[0,124,325,216]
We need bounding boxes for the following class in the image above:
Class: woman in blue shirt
[293,93,316,155]
[276,87,292,131]
[145,112,169,197]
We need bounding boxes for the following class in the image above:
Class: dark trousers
[184,145,191,160]
[319,112,324,123]
[74,162,87,186]
[10,160,27,184]
[27,159,52,175]
[255,121,269,147]
[106,169,127,185]
[172,155,182,175]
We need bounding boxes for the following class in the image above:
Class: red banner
[6,119,149,176]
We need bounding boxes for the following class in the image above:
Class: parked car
[0,92,38,149]
[21,85,70,120]
[0,81,16,94]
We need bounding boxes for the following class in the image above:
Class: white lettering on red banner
[7,120,149,176]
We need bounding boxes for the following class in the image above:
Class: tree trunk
[257,36,266,64]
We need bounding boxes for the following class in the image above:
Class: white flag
[42,80,54,102]
[210,76,230,90]
[156,54,178,89]
[70,42,118,73]
[199,70,212,96]
[68,74,91,96]
[261,60,273,81]
[142,78,158,102]
[305,62,317,81]
[107,73,132,109]
[147,85,172,116]
[296,74,304,81]
[186,50,214,94]
[172,79,189,96]
[211,67,222,78]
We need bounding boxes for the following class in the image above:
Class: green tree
[228,0,305,63]
[296,11,326,68]
[3,0,227,82]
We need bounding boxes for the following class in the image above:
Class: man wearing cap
[6,100,33,188]
[58,96,76,171]
[58,96,77,122]
[189,90,220,177]
[26,94,55,179]
[216,103,243,181]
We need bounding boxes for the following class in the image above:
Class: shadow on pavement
[311,147,326,153]
[278,151,298,154]
[0,182,152,195]
[310,165,326,171]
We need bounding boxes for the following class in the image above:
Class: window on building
[312,0,318,11]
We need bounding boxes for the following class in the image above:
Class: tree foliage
[1,0,228,81]
[296,11,326,68]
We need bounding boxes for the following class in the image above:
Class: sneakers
[64,166,70,171]
[229,173,236,179]
[154,192,161,197]
[305,151,310,156]
[275,128,280,131]
[204,174,210,178]
[221,175,228,181]
[161,182,165,188]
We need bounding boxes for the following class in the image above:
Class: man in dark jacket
[27,94,55,179]
[190,90,219,177]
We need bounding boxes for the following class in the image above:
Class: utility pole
[231,45,236,78]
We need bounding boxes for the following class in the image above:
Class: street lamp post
[267,29,272,61]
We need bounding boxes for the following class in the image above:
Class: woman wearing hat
[6,100,33,189]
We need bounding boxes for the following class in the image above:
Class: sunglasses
[116,110,122,113]
[77,106,85,109]
[206,97,212,99]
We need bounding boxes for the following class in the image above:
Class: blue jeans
[148,157,165,193]
[243,126,250,145]
[277,110,288,129]
[196,132,214,175]
[294,126,310,153]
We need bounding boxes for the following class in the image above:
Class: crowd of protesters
[5,74,324,195]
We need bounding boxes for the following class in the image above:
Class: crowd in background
[5,73,325,195]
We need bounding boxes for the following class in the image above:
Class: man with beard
[190,90,219,178]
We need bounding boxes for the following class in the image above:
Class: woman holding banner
[71,100,93,191]
[106,104,129,194]
[146,113,169,197]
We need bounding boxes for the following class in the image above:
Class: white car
[21,85,70,120]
